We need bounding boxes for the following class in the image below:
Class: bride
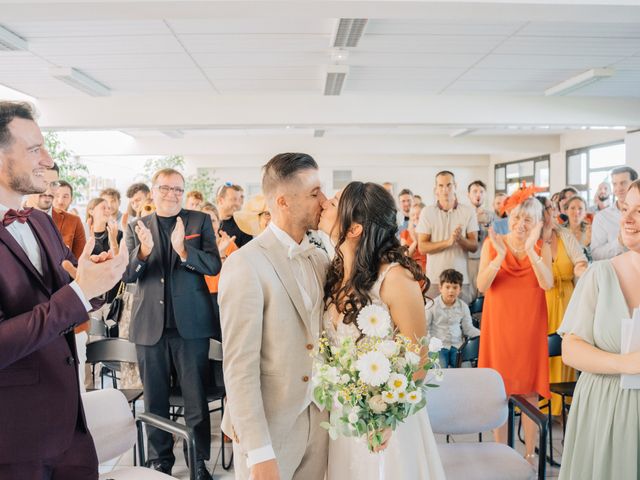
[317,181,446,480]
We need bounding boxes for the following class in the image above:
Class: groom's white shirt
[220,221,326,470]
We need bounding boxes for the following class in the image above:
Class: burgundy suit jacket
[0,209,91,464]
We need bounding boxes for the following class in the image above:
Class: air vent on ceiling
[314,129,325,138]
[333,19,368,48]
[324,64,349,96]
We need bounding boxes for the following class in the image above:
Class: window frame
[565,140,625,203]
[494,155,551,196]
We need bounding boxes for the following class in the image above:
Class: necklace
[505,237,526,254]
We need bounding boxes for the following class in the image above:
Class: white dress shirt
[0,202,91,310]
[245,222,322,468]
[591,203,626,260]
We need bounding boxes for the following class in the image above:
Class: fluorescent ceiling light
[324,64,349,96]
[332,19,368,48]
[0,25,27,51]
[545,68,614,96]
[160,130,184,138]
[450,128,475,138]
[49,67,110,97]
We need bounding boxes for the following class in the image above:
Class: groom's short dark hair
[262,153,318,197]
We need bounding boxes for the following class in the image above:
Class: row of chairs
[85,337,232,477]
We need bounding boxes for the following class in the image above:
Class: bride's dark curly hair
[324,181,430,329]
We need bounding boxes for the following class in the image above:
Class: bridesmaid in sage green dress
[558,180,640,480]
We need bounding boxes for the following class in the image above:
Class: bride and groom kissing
[219,153,445,480]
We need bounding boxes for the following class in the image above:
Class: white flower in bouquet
[356,304,392,338]
[405,351,420,367]
[380,339,399,358]
[382,390,398,403]
[339,373,350,384]
[406,389,422,405]
[355,351,391,386]
[394,357,407,369]
[348,411,360,424]
[367,394,388,414]
[428,337,444,353]
[387,373,407,392]
[396,391,407,402]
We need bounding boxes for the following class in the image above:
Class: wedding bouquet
[312,304,443,452]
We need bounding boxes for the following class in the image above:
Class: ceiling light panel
[49,67,111,96]
[0,25,28,51]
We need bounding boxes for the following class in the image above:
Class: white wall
[195,155,490,206]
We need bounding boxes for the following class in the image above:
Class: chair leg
[561,395,568,438]
[478,432,482,443]
[220,400,233,470]
[132,401,137,466]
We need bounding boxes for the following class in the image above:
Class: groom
[219,153,329,480]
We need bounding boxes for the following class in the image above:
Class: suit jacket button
[302,375,309,382]
[66,356,75,365]
[306,344,313,350]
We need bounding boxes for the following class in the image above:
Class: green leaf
[320,421,332,430]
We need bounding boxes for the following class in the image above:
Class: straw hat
[233,194,269,236]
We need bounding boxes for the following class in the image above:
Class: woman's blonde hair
[509,197,543,225]
[85,197,107,223]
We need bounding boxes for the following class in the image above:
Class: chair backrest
[468,296,484,315]
[548,333,562,358]
[86,338,138,364]
[82,389,137,462]
[427,368,508,434]
[460,336,480,363]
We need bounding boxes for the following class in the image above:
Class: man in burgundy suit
[0,101,129,479]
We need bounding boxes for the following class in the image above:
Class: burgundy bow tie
[2,208,34,227]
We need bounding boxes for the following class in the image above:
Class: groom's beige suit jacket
[219,227,329,470]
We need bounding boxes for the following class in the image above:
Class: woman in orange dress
[477,197,553,463]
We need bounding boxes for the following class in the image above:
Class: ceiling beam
[36,94,640,130]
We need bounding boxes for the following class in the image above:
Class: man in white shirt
[467,180,494,300]
[417,170,479,304]
[591,166,638,260]
[0,101,128,479]
[397,188,413,233]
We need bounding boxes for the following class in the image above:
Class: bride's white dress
[324,263,447,480]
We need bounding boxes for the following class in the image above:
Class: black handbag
[104,282,125,338]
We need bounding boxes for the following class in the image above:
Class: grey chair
[82,388,196,480]
[427,368,548,480]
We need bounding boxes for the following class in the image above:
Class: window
[494,155,550,196]
[566,141,625,205]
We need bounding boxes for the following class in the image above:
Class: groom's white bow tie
[288,243,316,260]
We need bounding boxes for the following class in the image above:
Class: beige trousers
[232,404,328,480]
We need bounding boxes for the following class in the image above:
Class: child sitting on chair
[427,268,480,368]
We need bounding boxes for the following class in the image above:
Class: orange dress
[478,239,550,399]
[205,241,238,293]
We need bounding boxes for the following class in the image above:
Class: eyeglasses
[155,185,185,196]
[47,181,61,189]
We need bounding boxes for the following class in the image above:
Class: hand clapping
[170,217,187,260]
[524,221,544,253]
[135,220,154,260]
[488,227,507,258]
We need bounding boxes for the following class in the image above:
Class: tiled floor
[100,399,565,479]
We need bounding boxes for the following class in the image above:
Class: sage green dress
[558,261,640,480]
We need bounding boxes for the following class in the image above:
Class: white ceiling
[1,0,640,158]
